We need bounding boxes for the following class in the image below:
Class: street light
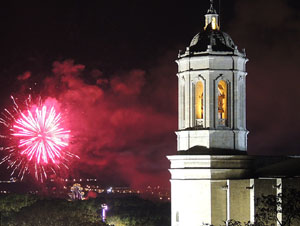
[101,203,108,222]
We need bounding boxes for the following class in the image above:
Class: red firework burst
[13,106,70,165]
[0,95,78,182]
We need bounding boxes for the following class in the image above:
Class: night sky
[0,0,299,189]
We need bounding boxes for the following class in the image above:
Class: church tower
[176,1,248,152]
[168,1,255,226]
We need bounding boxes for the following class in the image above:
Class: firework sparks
[13,106,70,164]
[0,95,78,182]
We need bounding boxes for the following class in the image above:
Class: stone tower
[167,1,255,226]
[176,1,248,152]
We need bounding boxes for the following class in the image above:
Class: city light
[101,203,108,222]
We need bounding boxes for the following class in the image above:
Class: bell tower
[168,1,254,226]
[176,0,248,152]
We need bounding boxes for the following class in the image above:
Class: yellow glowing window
[212,17,217,30]
[218,80,227,119]
[195,81,204,119]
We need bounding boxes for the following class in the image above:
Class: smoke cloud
[37,56,177,188]
[17,71,31,81]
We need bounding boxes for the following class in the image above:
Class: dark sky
[0,0,299,189]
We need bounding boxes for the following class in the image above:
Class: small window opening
[218,80,228,121]
[195,81,204,119]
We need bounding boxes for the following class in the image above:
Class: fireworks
[13,106,69,164]
[0,95,78,182]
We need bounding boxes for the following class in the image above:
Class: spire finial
[208,0,217,14]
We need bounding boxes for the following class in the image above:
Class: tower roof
[189,27,236,52]
[188,0,236,53]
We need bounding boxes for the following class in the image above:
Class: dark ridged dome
[189,25,235,52]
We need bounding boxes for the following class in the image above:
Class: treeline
[105,196,170,226]
[0,194,170,226]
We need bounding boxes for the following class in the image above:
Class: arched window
[211,17,218,30]
[218,80,227,120]
[195,81,204,120]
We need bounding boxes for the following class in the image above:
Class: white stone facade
[177,50,248,151]
[168,154,300,226]
[168,155,255,226]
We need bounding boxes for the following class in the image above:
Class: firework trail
[0,95,79,182]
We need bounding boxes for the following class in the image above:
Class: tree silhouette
[255,188,300,226]
[218,187,300,226]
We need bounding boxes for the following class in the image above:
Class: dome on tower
[188,0,237,53]
[189,25,236,52]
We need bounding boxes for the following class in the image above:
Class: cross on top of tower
[207,0,217,14]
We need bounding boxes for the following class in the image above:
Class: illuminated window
[211,17,217,30]
[195,81,204,119]
[218,80,227,120]
[204,16,219,30]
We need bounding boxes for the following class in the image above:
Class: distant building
[167,1,300,226]
[69,183,85,200]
